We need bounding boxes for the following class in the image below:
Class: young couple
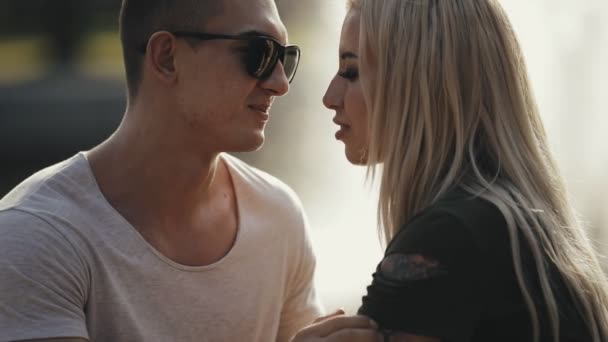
[1,0,606,341]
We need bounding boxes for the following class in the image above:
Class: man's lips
[249,104,271,123]
[249,104,271,114]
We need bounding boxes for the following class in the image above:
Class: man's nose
[260,62,290,96]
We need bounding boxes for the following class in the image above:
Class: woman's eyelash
[338,68,359,80]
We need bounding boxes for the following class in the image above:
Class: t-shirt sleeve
[0,209,90,341]
[357,209,489,342]
[276,203,324,342]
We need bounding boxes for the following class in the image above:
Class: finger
[312,309,346,324]
[303,315,378,337]
[328,328,383,342]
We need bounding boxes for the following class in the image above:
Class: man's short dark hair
[119,0,224,98]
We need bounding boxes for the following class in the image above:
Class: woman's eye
[338,68,359,81]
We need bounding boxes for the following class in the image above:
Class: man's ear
[146,31,178,83]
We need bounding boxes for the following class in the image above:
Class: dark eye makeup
[338,67,359,81]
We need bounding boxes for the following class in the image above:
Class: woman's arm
[358,209,490,341]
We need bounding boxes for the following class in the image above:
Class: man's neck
[86,113,225,232]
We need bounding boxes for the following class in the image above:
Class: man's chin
[229,134,265,153]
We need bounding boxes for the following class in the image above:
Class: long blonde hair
[348,0,608,340]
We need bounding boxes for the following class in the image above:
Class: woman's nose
[323,77,343,110]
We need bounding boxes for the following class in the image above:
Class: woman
[314,0,608,341]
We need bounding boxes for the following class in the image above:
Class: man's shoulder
[222,153,303,209]
[0,153,92,213]
[0,206,91,285]
[0,207,75,251]
[0,153,102,245]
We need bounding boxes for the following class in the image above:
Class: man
[0,0,322,341]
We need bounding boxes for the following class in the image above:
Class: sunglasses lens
[283,46,300,83]
[244,38,299,82]
[246,38,277,79]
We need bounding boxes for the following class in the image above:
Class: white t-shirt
[0,153,323,342]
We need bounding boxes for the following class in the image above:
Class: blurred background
[1,0,606,314]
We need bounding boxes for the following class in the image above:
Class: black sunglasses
[140,32,301,83]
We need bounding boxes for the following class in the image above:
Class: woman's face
[323,10,368,165]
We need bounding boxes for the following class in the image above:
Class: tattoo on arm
[374,254,445,342]
[380,253,447,282]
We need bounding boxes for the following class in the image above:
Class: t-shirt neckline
[76,152,245,272]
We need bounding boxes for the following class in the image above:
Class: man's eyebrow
[340,52,358,60]
[238,30,286,43]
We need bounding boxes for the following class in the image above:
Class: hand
[312,309,346,324]
[290,315,382,342]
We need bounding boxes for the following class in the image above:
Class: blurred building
[0,0,124,195]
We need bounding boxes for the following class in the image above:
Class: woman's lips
[335,125,351,140]
[333,117,351,140]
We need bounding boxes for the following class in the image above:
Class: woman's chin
[345,148,368,166]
